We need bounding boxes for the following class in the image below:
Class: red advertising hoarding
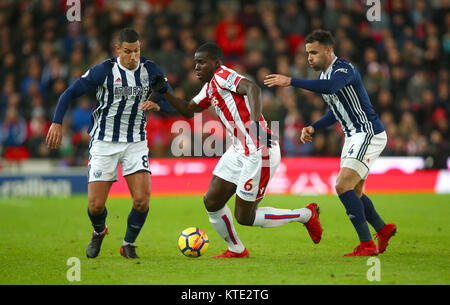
[109,157,449,197]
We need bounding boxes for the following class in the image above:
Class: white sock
[207,205,245,253]
[122,241,134,246]
[253,207,312,228]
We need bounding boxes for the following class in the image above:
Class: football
[178,227,209,257]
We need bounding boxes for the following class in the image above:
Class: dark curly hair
[305,30,335,48]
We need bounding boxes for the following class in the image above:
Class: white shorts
[88,139,151,183]
[212,143,281,202]
[341,131,387,179]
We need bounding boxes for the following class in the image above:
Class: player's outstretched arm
[150,75,203,118]
[47,62,107,149]
[46,80,92,149]
[265,70,351,94]
[263,74,292,88]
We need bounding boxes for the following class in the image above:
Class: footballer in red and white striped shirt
[142,42,322,258]
[192,64,272,155]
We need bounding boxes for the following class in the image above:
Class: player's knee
[335,182,352,195]
[133,201,149,212]
[88,201,105,215]
[234,210,254,226]
[132,193,150,212]
[203,194,223,212]
[203,195,211,210]
[354,183,365,198]
[88,199,105,215]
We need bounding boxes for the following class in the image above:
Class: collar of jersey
[214,65,227,75]
[323,56,338,77]
[117,57,141,72]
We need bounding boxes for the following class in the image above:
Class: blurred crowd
[0,0,449,168]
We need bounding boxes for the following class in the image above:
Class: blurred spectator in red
[215,9,245,60]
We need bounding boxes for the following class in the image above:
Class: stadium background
[0,0,449,196]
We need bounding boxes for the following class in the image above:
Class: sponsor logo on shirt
[334,68,348,74]
[114,86,150,99]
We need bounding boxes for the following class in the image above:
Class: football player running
[141,42,322,258]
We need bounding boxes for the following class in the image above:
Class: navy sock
[338,190,372,242]
[124,208,149,244]
[87,207,107,233]
[360,194,385,232]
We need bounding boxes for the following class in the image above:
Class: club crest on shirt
[226,72,238,89]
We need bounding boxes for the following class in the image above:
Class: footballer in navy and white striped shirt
[46,28,174,259]
[49,38,174,143]
[264,29,396,257]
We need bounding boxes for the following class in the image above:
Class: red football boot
[303,203,322,244]
[213,248,249,258]
[344,240,379,257]
[375,223,397,253]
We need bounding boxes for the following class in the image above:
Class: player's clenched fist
[300,126,315,144]
[46,123,62,149]
[151,74,168,94]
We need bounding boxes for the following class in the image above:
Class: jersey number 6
[244,178,253,191]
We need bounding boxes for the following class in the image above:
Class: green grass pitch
[1,194,449,285]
